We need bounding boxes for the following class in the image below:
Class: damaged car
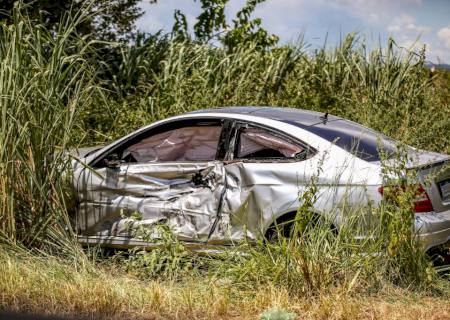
[72,106,450,251]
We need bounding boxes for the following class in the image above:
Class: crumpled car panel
[77,162,225,241]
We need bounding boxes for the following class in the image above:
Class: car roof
[187,106,342,126]
[187,106,400,162]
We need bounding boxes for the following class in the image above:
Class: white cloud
[387,14,431,35]
[136,0,203,34]
[324,0,423,23]
[437,25,450,49]
[332,0,421,5]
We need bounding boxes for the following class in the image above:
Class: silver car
[73,107,450,251]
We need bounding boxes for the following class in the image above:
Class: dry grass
[1,250,449,320]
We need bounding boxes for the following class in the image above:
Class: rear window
[285,119,399,162]
[236,127,304,159]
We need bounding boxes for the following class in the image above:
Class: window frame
[90,118,230,168]
[226,120,316,163]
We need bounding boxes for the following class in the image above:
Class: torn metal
[76,162,226,241]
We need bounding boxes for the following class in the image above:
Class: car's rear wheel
[264,211,336,243]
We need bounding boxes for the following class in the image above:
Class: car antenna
[320,111,329,123]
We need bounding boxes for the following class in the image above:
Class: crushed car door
[208,121,316,244]
[76,119,229,243]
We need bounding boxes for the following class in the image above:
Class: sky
[136,0,450,63]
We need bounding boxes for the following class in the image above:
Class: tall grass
[0,5,96,252]
[104,157,438,300]
[81,35,450,158]
[204,163,436,298]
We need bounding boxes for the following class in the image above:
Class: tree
[0,0,148,41]
[172,0,278,51]
[222,0,278,50]
[193,0,228,43]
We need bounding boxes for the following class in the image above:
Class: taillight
[378,184,434,213]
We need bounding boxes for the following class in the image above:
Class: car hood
[70,146,104,159]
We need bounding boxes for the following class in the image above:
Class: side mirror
[103,153,124,168]
[105,159,125,168]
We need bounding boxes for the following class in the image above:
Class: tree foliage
[172,0,278,51]
[193,0,228,43]
[222,0,279,50]
[0,0,146,41]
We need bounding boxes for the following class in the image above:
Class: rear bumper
[416,210,450,251]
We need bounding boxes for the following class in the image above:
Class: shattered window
[236,127,304,159]
[123,126,222,162]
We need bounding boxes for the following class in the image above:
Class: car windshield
[285,119,401,162]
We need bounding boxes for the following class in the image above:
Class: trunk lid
[409,150,450,213]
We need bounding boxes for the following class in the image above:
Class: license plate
[439,179,450,202]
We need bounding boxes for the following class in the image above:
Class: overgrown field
[2,249,450,320]
[1,4,450,319]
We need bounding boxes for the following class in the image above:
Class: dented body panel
[76,162,225,242]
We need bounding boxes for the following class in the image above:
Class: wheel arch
[263,208,337,238]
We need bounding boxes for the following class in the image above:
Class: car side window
[235,126,305,160]
[122,125,222,163]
